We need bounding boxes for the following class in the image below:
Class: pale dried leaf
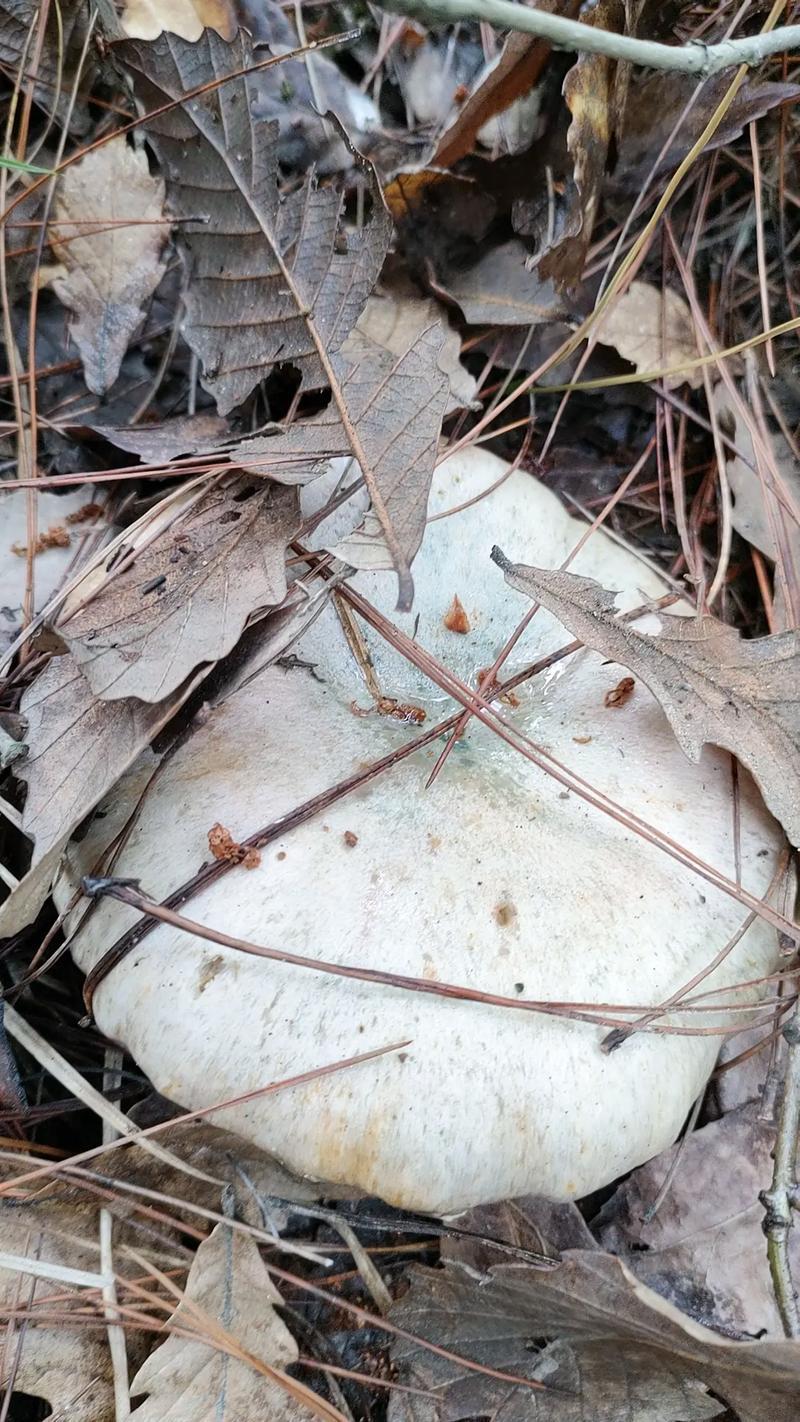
[599,1103,797,1338]
[390,1253,800,1422]
[596,281,703,390]
[432,24,554,168]
[17,657,171,858]
[710,384,800,570]
[0,1192,122,1421]
[494,555,800,844]
[353,290,477,412]
[60,476,300,703]
[432,240,565,327]
[129,1223,329,1421]
[47,138,168,394]
[119,28,391,415]
[121,0,236,40]
[238,326,449,572]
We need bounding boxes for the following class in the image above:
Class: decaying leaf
[60,475,300,703]
[46,137,168,394]
[493,554,800,845]
[119,29,391,416]
[237,325,449,572]
[611,75,800,200]
[389,1253,800,1422]
[117,29,432,604]
[432,240,565,327]
[599,1103,798,1338]
[129,1222,337,1421]
[93,412,231,464]
[121,0,236,40]
[709,383,800,574]
[596,281,703,389]
[523,0,621,287]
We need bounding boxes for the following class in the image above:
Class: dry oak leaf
[709,382,800,575]
[119,28,391,417]
[492,553,800,846]
[47,137,168,394]
[595,280,703,390]
[388,1252,800,1422]
[59,475,300,703]
[121,0,236,40]
[129,1222,343,1422]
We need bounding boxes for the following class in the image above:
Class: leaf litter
[1,1,800,1419]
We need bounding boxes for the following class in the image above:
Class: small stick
[761,1001,800,1337]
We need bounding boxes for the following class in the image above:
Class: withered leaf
[709,383,800,578]
[600,1103,799,1339]
[522,0,622,287]
[118,29,433,604]
[354,287,477,413]
[492,554,800,845]
[611,76,800,200]
[16,655,170,855]
[93,412,231,464]
[0,0,111,131]
[596,281,703,389]
[237,325,449,573]
[47,137,168,394]
[431,3,577,169]
[119,29,391,416]
[432,241,565,327]
[60,475,300,703]
[129,1222,341,1422]
[389,1254,800,1422]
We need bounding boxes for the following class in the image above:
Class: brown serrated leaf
[492,554,800,845]
[354,287,477,413]
[596,281,703,390]
[431,241,565,327]
[47,137,168,394]
[118,28,390,410]
[389,1253,800,1422]
[237,326,449,573]
[60,476,300,703]
[599,1103,799,1338]
[118,29,425,601]
[0,0,114,132]
[129,1222,343,1422]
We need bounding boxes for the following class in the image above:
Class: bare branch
[386,0,800,76]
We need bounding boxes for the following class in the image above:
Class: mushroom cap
[58,449,785,1213]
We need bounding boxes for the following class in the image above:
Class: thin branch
[761,1001,800,1337]
[386,1,800,75]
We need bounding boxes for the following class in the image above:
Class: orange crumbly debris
[12,525,71,556]
[207,822,261,869]
[604,676,636,709]
[443,594,471,634]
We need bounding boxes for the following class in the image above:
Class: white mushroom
[56,448,786,1214]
